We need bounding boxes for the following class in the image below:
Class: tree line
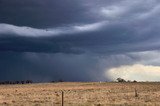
[0,80,33,85]
[117,78,137,83]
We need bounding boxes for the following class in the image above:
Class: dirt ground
[0,82,160,106]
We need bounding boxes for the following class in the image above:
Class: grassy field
[0,82,160,106]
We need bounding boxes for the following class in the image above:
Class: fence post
[61,91,64,106]
[135,88,138,97]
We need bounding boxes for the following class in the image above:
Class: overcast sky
[0,0,160,82]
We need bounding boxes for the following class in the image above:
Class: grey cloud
[0,22,107,37]
[0,0,97,28]
[0,0,160,81]
[0,52,106,82]
[0,0,160,54]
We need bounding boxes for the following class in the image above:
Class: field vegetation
[0,82,160,106]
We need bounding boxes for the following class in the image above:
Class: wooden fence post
[61,91,64,106]
[135,88,138,97]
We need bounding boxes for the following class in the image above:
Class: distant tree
[127,80,131,82]
[21,81,25,84]
[4,81,9,84]
[26,80,33,84]
[15,81,20,84]
[133,80,137,83]
[116,78,126,82]
[58,79,64,82]
[51,81,55,83]
[9,81,13,84]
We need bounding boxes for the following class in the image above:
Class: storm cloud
[0,0,160,81]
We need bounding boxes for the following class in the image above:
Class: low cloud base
[106,64,160,82]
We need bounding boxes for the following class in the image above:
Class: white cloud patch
[0,22,107,37]
[103,50,160,81]
[0,24,60,37]
[100,0,136,18]
[101,6,125,18]
[106,64,160,82]
[73,21,107,32]
[99,0,159,21]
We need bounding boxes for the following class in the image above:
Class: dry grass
[0,82,160,106]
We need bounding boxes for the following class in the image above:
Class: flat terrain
[0,82,160,106]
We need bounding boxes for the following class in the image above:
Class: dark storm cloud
[0,0,160,54]
[0,51,106,82]
[0,0,96,28]
[0,21,159,54]
[1,0,160,81]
